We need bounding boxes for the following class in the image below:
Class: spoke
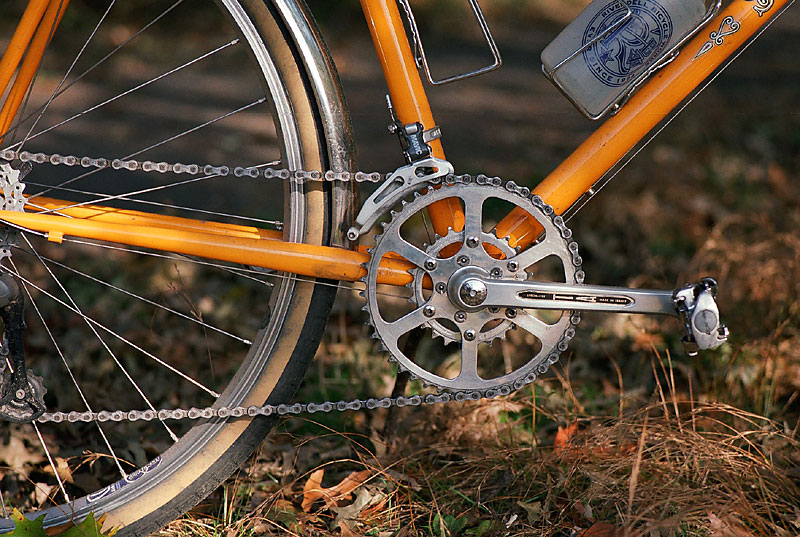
[15,260,220,401]
[34,173,222,213]
[458,336,481,384]
[7,247,181,441]
[2,0,187,142]
[0,264,213,439]
[0,478,6,517]
[18,0,118,154]
[15,243,252,345]
[32,422,71,505]
[510,240,562,270]
[123,97,268,162]
[384,306,429,337]
[514,310,562,347]
[15,259,128,479]
[9,39,240,148]
[27,173,283,227]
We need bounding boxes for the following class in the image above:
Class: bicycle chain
[0,149,387,183]
[0,148,579,424]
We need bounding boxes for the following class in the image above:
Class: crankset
[361,165,728,394]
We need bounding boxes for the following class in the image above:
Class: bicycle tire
[0,0,353,534]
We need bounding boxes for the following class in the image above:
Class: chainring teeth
[363,174,583,395]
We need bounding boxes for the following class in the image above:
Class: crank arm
[346,157,454,240]
[450,270,728,353]
[479,279,677,316]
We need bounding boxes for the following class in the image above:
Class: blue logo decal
[87,456,163,503]
[582,0,673,87]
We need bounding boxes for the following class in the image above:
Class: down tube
[494,0,791,250]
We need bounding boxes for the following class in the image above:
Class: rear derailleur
[0,273,46,423]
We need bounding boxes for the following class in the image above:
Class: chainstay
[0,148,387,183]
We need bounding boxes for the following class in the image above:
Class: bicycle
[0,0,794,534]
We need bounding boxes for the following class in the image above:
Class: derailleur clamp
[346,157,454,241]
[673,277,729,356]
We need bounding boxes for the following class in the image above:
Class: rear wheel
[0,0,351,533]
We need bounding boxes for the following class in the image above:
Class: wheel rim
[0,0,327,529]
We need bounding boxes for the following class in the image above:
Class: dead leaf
[576,522,623,537]
[302,469,372,512]
[574,501,594,522]
[268,499,298,530]
[384,469,421,491]
[358,495,389,523]
[554,422,579,456]
[0,434,45,474]
[708,512,756,537]
[302,469,326,511]
[517,501,543,525]
[32,482,54,507]
[331,488,385,526]
[338,520,363,537]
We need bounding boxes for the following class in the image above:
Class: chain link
[0,149,387,183]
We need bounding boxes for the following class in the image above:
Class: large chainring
[365,175,584,394]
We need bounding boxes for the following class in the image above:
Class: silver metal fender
[269,0,357,247]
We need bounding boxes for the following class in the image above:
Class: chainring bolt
[488,306,500,313]
[423,305,436,318]
[435,282,447,294]
[424,258,438,271]
[505,308,517,319]
[463,329,477,341]
[507,260,519,272]
[490,267,503,278]
[454,311,467,323]
[466,236,480,248]
[457,255,470,267]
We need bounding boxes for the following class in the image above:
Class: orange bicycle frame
[0,0,792,286]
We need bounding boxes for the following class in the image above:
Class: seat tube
[360,0,464,236]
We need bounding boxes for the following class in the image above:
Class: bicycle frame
[0,0,792,287]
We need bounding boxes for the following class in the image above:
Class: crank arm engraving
[346,157,454,240]
[480,279,677,316]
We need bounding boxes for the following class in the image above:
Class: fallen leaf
[574,501,594,522]
[576,522,623,537]
[0,435,45,475]
[517,501,542,525]
[358,495,389,523]
[32,483,54,508]
[554,422,579,456]
[267,499,298,531]
[338,520,363,537]
[302,469,326,512]
[708,512,756,537]
[302,469,372,512]
[331,488,385,526]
